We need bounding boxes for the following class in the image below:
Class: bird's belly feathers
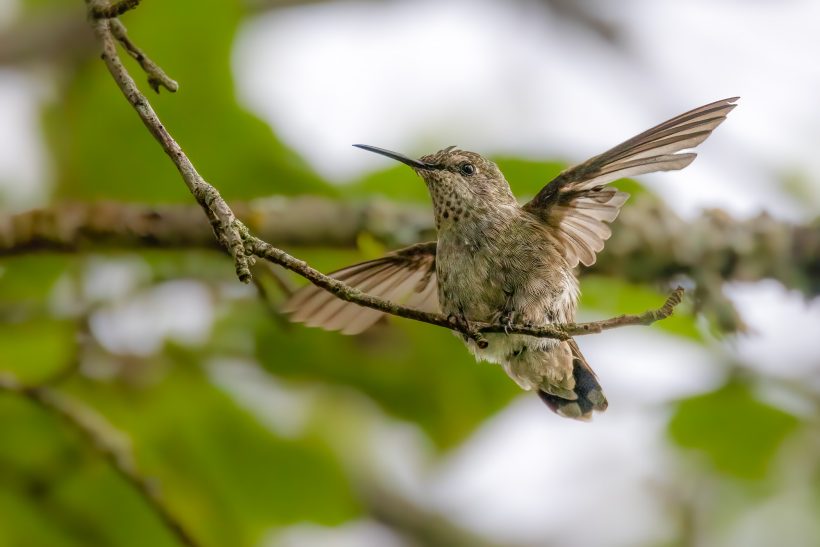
[436,227,579,368]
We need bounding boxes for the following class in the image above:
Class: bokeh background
[1,1,819,546]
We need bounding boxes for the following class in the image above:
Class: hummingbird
[284,97,738,419]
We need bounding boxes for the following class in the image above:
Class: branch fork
[86,0,249,281]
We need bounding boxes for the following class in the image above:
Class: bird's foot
[447,313,489,349]
[497,311,531,335]
[498,312,518,334]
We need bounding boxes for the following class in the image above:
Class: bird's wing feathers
[282,241,438,335]
[523,97,738,267]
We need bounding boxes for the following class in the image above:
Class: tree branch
[0,374,200,547]
[90,0,141,19]
[249,237,683,342]
[109,19,178,93]
[0,198,433,255]
[2,199,815,299]
[78,1,697,345]
[358,481,523,547]
[0,9,95,67]
[559,287,684,335]
[85,0,250,281]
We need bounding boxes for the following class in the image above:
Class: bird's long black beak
[353,144,438,170]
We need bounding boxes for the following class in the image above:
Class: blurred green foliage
[0,363,359,547]
[0,1,814,546]
[42,0,329,203]
[669,380,800,480]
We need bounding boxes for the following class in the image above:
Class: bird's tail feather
[537,341,607,420]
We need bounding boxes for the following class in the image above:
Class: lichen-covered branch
[249,236,683,343]
[559,287,684,335]
[2,198,817,298]
[90,0,141,19]
[84,0,250,281]
[0,374,200,547]
[0,198,433,255]
[109,19,178,93]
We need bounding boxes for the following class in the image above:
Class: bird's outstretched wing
[523,97,738,268]
[282,241,438,335]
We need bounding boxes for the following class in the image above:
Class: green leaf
[0,250,78,387]
[0,319,76,383]
[0,255,76,303]
[668,380,800,480]
[0,480,98,547]
[0,395,84,481]
[0,395,111,547]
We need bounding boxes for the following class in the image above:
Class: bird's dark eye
[459,162,476,176]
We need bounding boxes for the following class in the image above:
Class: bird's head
[354,144,516,227]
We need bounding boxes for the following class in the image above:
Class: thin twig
[90,0,141,19]
[84,1,251,282]
[249,237,504,345]
[249,238,683,341]
[0,375,199,547]
[82,0,685,345]
[109,20,178,93]
[554,286,685,336]
[359,481,518,547]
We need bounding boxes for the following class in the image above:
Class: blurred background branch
[0,6,92,67]
[3,197,816,301]
[0,367,199,547]
[356,481,522,547]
